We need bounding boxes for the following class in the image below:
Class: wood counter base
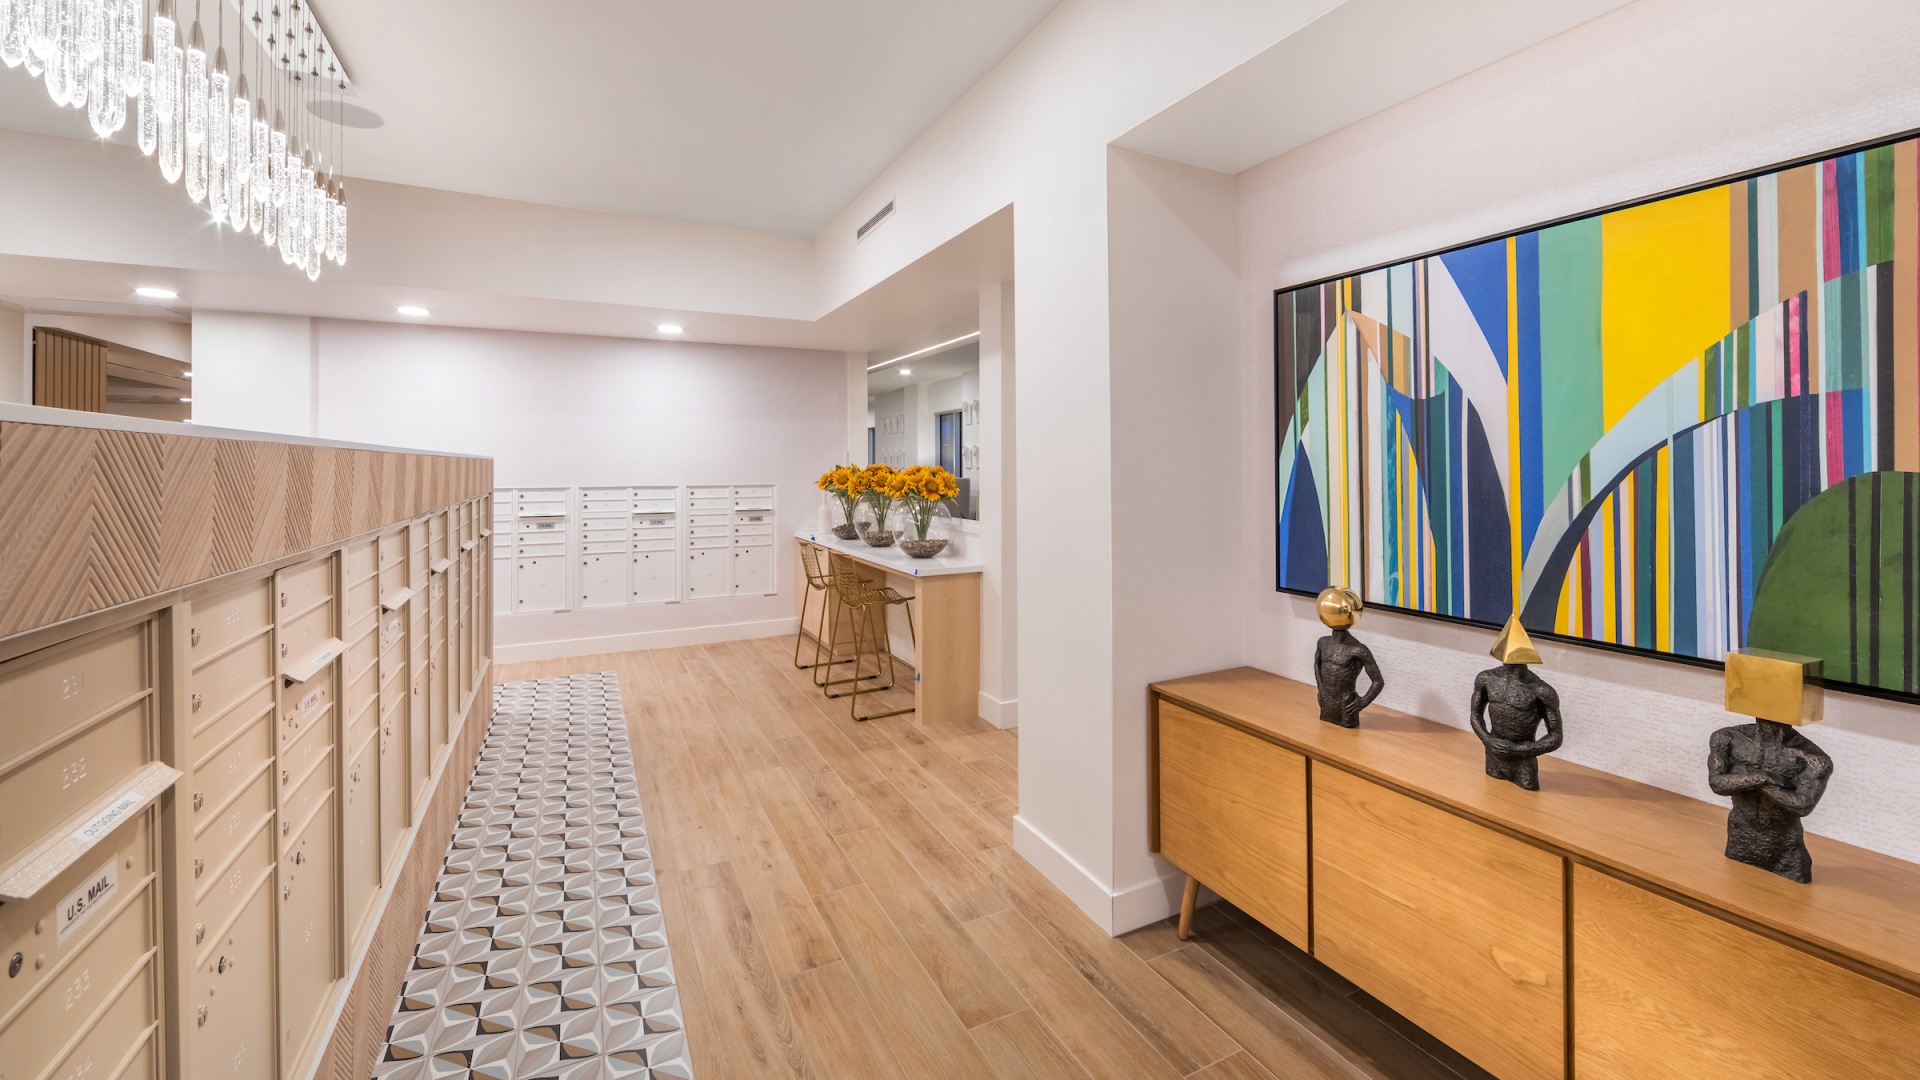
[1150,667,1920,1080]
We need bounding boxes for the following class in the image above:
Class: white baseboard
[977,690,1019,729]
[1012,815,1114,931]
[496,617,798,664]
[1011,816,1199,935]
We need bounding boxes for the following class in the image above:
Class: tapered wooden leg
[1177,876,1200,941]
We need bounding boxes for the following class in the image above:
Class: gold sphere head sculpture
[1316,586,1363,630]
[1489,614,1543,666]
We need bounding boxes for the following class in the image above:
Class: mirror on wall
[866,338,981,520]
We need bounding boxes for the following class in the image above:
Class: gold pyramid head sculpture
[1316,586,1363,629]
[1724,649,1824,726]
[1489,614,1543,665]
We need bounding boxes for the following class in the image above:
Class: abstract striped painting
[1275,131,1920,700]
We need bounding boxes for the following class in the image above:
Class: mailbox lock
[294,851,305,866]
[280,591,288,608]
[283,885,292,900]
[194,923,206,945]
[190,627,202,646]
[282,821,290,837]
[197,1006,209,1027]
[191,693,203,713]
[7,952,20,978]
[192,792,204,811]
[193,858,205,878]
[217,955,232,973]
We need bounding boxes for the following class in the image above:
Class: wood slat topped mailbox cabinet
[0,405,497,1080]
[1150,667,1920,1080]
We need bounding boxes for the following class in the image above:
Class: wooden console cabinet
[1150,668,1920,1080]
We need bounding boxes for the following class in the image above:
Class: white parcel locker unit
[513,487,571,612]
[731,485,776,596]
[491,490,516,614]
[630,485,680,604]
[577,487,633,608]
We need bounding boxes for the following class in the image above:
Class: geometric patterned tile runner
[373,674,693,1079]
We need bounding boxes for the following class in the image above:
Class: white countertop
[794,529,983,577]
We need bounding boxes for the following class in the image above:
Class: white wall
[1108,147,1244,926]
[190,312,315,435]
[1237,0,1920,864]
[310,319,846,658]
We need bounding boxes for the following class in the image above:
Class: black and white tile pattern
[374,674,692,1079]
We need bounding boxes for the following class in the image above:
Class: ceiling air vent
[856,200,895,243]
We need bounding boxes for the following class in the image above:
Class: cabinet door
[631,552,675,604]
[580,553,626,608]
[342,734,381,945]
[278,801,336,1078]
[732,544,772,596]
[192,880,276,1080]
[514,555,566,612]
[684,548,728,600]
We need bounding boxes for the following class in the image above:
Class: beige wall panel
[1155,701,1310,949]
[1313,766,1565,1080]
[1573,866,1920,1079]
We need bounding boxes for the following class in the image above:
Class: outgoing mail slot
[276,559,332,618]
[0,809,151,1023]
[188,577,271,665]
[192,766,273,880]
[277,603,336,676]
[0,875,154,1079]
[188,701,271,835]
[45,953,157,1080]
[0,698,151,870]
[189,632,274,735]
[191,879,273,1080]
[0,622,150,775]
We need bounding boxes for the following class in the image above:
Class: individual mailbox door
[379,696,408,867]
[409,669,431,809]
[190,632,275,735]
[0,865,155,1080]
[733,544,773,596]
[277,801,336,1079]
[0,697,152,869]
[45,953,157,1080]
[631,552,675,604]
[580,553,626,608]
[188,578,271,668]
[192,879,276,1080]
[342,734,380,945]
[684,548,727,600]
[0,810,152,1028]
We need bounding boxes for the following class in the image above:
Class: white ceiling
[0,1,1060,237]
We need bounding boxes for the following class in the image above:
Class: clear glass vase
[900,500,951,558]
[825,490,858,541]
[855,499,898,547]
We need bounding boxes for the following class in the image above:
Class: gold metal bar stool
[824,552,917,722]
[793,541,845,671]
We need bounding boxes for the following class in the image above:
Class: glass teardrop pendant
[135,54,153,153]
[27,0,52,60]
[75,0,99,64]
[115,0,135,92]
[208,58,227,162]
[182,21,202,144]
[157,72,181,183]
[1,0,25,68]
[86,40,123,134]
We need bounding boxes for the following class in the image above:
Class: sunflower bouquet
[895,465,960,557]
[849,463,900,547]
[816,465,860,539]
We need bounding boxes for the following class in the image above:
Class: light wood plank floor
[499,636,1493,1080]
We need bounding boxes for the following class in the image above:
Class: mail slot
[0,809,151,1023]
[188,702,272,839]
[193,766,273,879]
[0,698,152,870]
[0,877,154,1079]
[188,632,274,735]
[0,621,151,776]
[44,954,157,1080]
[188,577,271,666]
[191,878,274,1079]
[276,558,332,618]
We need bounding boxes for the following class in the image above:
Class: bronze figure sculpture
[1707,650,1833,884]
[1468,616,1564,791]
[1312,587,1382,728]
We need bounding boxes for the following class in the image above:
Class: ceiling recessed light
[135,286,177,299]
[657,324,684,334]
[899,369,913,376]
[397,306,431,317]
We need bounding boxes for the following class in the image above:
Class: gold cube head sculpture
[1724,649,1824,725]
[1316,586,1363,629]
[1489,614,1543,665]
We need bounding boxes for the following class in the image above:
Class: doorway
[937,410,963,476]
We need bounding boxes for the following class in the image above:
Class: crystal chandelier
[0,0,351,279]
